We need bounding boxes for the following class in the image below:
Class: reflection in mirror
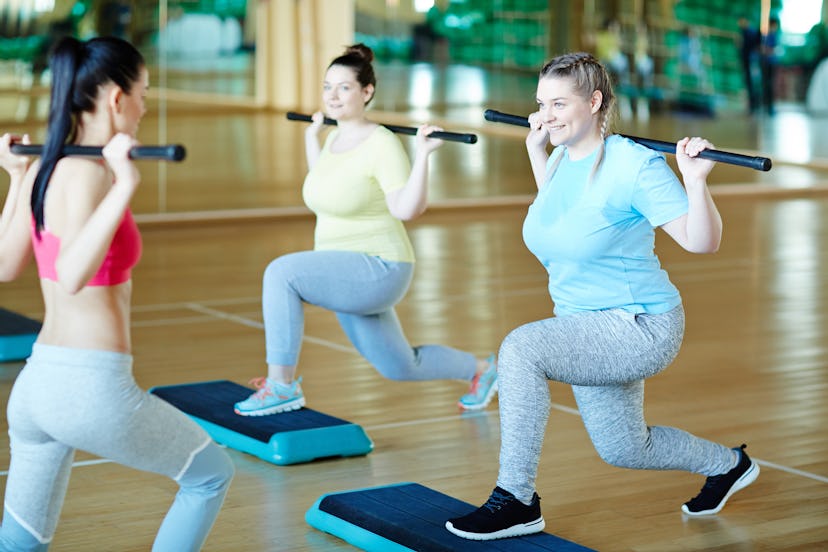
[152,0,255,97]
[1,0,258,217]
[0,0,256,124]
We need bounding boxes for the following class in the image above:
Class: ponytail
[31,36,144,236]
[31,38,83,236]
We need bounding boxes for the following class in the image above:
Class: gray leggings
[496,306,737,503]
[0,344,234,551]
[262,250,476,381]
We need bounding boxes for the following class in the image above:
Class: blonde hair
[539,52,616,184]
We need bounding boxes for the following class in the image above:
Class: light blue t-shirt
[522,134,689,316]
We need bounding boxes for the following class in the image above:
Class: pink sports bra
[31,209,142,286]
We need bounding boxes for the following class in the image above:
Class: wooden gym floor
[1,72,827,550]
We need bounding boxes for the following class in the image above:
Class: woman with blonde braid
[445,52,758,541]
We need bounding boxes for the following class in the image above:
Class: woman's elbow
[61,282,84,295]
[0,265,21,282]
[0,251,30,282]
[685,239,721,254]
[54,265,86,295]
[689,245,720,255]
[389,204,425,221]
[58,275,86,295]
[396,211,421,222]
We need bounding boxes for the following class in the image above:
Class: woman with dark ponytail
[0,36,233,551]
[233,43,498,416]
[446,52,757,541]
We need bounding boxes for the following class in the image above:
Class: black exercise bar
[10,143,187,162]
[286,112,478,144]
[483,109,772,172]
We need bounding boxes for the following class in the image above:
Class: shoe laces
[467,358,495,396]
[482,489,513,513]
[686,473,726,507]
[248,377,275,399]
[700,473,725,491]
[691,444,748,500]
[467,372,482,395]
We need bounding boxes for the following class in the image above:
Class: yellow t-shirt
[302,126,416,263]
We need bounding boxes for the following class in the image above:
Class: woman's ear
[107,85,124,114]
[362,83,375,104]
[590,90,604,114]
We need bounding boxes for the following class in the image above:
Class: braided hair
[539,52,616,185]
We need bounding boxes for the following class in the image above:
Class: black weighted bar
[10,143,187,162]
[483,109,772,172]
[287,112,478,144]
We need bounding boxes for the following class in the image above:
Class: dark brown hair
[329,43,376,104]
[32,36,144,234]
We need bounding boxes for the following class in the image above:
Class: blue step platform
[306,482,596,551]
[150,380,373,466]
[0,308,41,362]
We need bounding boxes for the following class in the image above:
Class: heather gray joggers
[495,305,738,503]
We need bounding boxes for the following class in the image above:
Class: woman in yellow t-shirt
[235,44,496,416]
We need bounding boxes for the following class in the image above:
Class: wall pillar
[256,0,354,112]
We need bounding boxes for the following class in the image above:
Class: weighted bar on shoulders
[483,109,772,172]
[10,143,187,162]
[286,112,478,144]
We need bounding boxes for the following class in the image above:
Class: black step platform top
[151,380,351,443]
[317,483,595,551]
[0,308,41,335]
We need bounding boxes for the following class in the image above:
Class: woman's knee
[358,342,419,381]
[498,326,539,373]
[591,437,647,469]
[371,356,417,381]
[263,255,294,287]
[178,442,234,494]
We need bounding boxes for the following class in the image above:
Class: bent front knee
[497,328,546,380]
[497,329,523,367]
[263,257,290,286]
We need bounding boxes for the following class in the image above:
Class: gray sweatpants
[263,250,477,381]
[496,305,737,504]
[0,344,234,551]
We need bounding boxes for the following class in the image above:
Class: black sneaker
[682,444,760,516]
[445,486,545,540]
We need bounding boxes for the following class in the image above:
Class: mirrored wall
[1,0,266,216]
[0,0,256,123]
[2,1,797,218]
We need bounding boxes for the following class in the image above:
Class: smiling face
[322,64,374,122]
[535,75,603,157]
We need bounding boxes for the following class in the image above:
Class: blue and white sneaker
[458,355,498,411]
[234,376,305,416]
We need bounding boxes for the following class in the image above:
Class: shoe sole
[234,397,306,417]
[457,382,498,411]
[444,517,545,540]
[681,460,760,516]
